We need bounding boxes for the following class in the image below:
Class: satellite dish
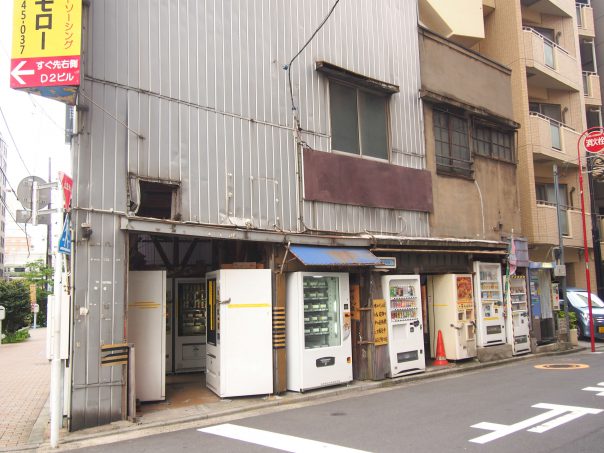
[17,176,49,211]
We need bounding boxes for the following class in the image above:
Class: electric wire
[79,90,145,139]
[284,0,341,133]
[0,191,31,257]
[0,104,32,176]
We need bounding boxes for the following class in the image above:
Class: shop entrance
[128,233,218,413]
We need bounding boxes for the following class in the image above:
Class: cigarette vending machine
[473,262,506,347]
[286,272,352,392]
[205,269,273,398]
[174,278,206,372]
[427,274,477,360]
[505,274,531,355]
[382,275,425,376]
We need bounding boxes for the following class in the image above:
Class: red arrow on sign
[10,60,35,86]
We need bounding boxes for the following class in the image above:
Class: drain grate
[534,363,589,370]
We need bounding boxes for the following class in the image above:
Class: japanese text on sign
[373,299,388,346]
[11,1,81,91]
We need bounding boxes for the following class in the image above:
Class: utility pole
[553,164,569,332]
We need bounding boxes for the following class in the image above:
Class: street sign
[17,176,50,211]
[16,209,52,225]
[10,0,82,104]
[58,217,71,254]
[59,172,73,211]
[584,130,604,153]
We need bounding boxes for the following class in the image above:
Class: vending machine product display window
[175,279,206,372]
[303,276,341,349]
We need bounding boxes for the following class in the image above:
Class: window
[529,102,563,150]
[136,181,179,219]
[330,82,389,160]
[536,183,569,235]
[433,109,472,178]
[473,124,515,162]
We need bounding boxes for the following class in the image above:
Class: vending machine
[175,278,206,372]
[427,274,477,360]
[205,269,273,398]
[382,275,425,376]
[473,262,506,347]
[286,272,352,392]
[505,274,531,355]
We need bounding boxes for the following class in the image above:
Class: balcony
[534,203,592,248]
[523,28,581,92]
[576,2,595,38]
[528,112,580,165]
[521,0,575,18]
[583,72,602,106]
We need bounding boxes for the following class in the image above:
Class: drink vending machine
[382,275,425,376]
[427,274,477,360]
[205,269,273,398]
[505,274,531,355]
[473,262,506,347]
[286,272,352,392]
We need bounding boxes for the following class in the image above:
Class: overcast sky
[0,1,72,252]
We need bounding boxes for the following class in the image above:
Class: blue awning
[289,245,381,266]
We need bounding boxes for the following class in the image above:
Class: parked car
[562,288,604,340]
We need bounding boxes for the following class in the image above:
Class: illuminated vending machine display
[175,278,206,372]
[505,275,530,355]
[205,269,273,398]
[473,262,506,347]
[427,274,477,360]
[286,272,352,392]
[382,275,425,376]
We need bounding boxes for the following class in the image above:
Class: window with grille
[433,109,472,178]
[473,124,515,163]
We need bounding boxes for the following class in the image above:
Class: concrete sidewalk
[0,328,49,452]
[50,342,597,451]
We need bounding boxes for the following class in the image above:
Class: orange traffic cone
[433,330,449,366]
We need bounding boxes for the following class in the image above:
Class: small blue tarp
[289,245,381,266]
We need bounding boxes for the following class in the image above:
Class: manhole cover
[534,363,589,370]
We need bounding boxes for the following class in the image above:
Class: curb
[46,345,593,449]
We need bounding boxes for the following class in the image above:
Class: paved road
[0,328,49,449]
[75,348,604,452]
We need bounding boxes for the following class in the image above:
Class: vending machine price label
[373,299,389,346]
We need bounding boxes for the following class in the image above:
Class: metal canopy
[289,245,381,266]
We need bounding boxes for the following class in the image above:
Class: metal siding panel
[138,0,150,92]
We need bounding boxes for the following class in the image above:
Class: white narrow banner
[199,423,371,453]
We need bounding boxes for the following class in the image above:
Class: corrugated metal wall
[71,0,427,429]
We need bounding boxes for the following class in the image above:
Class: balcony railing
[523,27,580,91]
[577,2,595,37]
[534,203,592,248]
[528,112,580,164]
[583,71,602,105]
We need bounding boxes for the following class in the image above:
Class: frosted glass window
[330,83,360,155]
[330,81,389,160]
[359,92,388,160]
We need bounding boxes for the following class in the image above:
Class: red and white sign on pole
[59,172,72,212]
[584,130,604,153]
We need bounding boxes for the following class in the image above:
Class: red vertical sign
[59,172,72,211]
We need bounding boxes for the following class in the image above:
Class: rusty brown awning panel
[289,245,381,266]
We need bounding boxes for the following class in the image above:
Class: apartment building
[423,0,598,290]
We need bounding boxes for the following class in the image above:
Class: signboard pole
[578,127,604,353]
[49,180,64,448]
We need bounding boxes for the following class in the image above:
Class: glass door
[303,276,341,349]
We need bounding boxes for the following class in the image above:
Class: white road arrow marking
[199,423,370,452]
[470,403,603,444]
[583,382,604,396]
[11,61,35,85]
